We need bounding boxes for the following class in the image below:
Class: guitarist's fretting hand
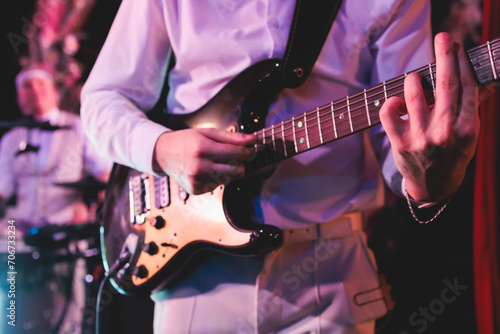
[153,128,257,195]
[380,32,480,203]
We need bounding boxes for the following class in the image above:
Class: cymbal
[54,176,107,191]
[0,120,71,131]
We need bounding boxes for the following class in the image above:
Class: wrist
[402,180,439,208]
[402,175,459,203]
[402,178,455,224]
[152,131,171,176]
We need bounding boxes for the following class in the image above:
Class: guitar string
[258,56,499,149]
[264,69,423,138]
[255,41,500,143]
[274,49,498,143]
[250,42,500,161]
[254,72,423,148]
[269,39,500,142]
[307,39,499,125]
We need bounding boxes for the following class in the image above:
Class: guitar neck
[246,38,500,174]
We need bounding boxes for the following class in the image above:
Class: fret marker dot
[339,113,344,119]
[299,138,304,144]
[374,100,380,107]
[297,121,303,128]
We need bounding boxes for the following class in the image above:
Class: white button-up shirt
[80,0,434,331]
[81,0,433,230]
[0,109,112,228]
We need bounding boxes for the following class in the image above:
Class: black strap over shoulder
[280,0,344,88]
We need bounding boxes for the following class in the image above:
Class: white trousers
[152,228,386,333]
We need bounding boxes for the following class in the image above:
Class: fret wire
[292,117,298,153]
[428,64,436,97]
[271,125,277,161]
[304,113,310,149]
[281,121,287,158]
[363,89,371,126]
[346,95,353,132]
[330,102,338,138]
[316,108,324,144]
[487,41,498,80]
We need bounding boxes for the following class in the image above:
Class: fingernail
[436,33,452,43]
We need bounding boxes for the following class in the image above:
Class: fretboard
[246,38,500,174]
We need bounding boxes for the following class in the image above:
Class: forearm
[81,91,167,174]
[80,0,172,174]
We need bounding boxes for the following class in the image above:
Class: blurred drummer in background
[0,64,112,231]
[0,64,112,333]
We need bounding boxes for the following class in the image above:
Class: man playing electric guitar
[81,0,485,332]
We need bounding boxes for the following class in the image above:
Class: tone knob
[142,241,159,255]
[150,216,166,229]
[134,265,149,279]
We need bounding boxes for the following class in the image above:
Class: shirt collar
[34,108,60,124]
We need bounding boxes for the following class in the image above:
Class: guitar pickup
[154,175,170,209]
[129,173,151,224]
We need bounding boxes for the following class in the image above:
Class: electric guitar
[101,38,500,295]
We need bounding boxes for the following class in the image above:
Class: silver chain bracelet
[403,181,455,224]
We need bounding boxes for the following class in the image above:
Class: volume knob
[150,216,166,229]
[142,241,159,255]
[134,265,149,279]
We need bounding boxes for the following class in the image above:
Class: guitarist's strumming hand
[153,128,257,195]
[380,32,480,203]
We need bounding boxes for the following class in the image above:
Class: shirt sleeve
[368,0,434,197]
[82,135,114,180]
[80,0,172,175]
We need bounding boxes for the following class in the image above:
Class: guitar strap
[151,0,343,116]
[280,0,344,88]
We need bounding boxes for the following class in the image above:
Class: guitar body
[101,59,285,295]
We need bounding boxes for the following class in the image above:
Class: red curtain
[473,0,500,333]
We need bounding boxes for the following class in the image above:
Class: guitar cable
[95,249,131,334]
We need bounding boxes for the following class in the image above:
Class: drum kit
[0,119,108,334]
